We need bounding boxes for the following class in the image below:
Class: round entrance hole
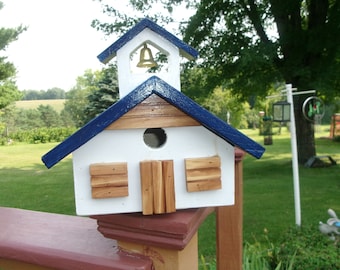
[143,128,167,148]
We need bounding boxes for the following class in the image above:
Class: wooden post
[118,233,198,270]
[92,208,214,270]
[216,149,245,270]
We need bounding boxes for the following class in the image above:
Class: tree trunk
[294,94,316,164]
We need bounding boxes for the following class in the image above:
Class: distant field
[15,99,66,113]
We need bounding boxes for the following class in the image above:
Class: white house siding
[72,126,235,216]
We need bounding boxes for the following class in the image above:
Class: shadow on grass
[0,159,76,215]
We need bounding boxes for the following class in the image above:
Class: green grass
[0,143,75,214]
[15,99,66,113]
[0,126,339,266]
[197,125,340,263]
[242,126,340,242]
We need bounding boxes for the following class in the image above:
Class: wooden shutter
[90,162,128,199]
[185,156,221,192]
[140,160,175,215]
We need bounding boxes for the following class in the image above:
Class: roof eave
[42,76,264,169]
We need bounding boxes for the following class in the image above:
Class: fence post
[216,148,245,270]
[92,207,214,270]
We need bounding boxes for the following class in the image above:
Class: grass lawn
[0,143,75,215]
[198,125,340,261]
[242,126,340,242]
[1,126,339,265]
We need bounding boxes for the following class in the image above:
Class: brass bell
[137,43,158,68]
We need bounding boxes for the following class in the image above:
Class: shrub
[243,224,340,269]
[243,238,295,270]
[243,241,272,270]
[277,225,340,269]
[10,127,76,144]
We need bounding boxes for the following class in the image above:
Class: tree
[21,90,43,100]
[0,1,26,109]
[21,88,66,100]
[14,108,44,130]
[93,0,340,164]
[63,69,101,127]
[180,67,215,103]
[59,109,75,127]
[0,80,22,109]
[63,67,119,127]
[202,86,249,129]
[44,87,66,99]
[37,105,62,127]
[83,64,119,123]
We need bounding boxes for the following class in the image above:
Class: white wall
[72,126,235,216]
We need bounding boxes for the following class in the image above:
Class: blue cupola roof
[97,18,198,64]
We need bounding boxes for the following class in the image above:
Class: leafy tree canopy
[83,64,119,123]
[63,67,119,128]
[63,69,101,127]
[21,88,66,100]
[93,0,339,98]
[0,80,22,109]
[92,0,340,163]
[0,1,26,109]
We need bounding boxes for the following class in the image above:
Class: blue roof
[97,18,199,64]
[42,76,265,168]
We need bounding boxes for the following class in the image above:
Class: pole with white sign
[268,84,316,226]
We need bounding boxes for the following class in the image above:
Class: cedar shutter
[140,160,175,215]
[90,162,128,199]
[185,156,222,192]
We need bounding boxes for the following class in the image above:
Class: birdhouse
[42,18,264,216]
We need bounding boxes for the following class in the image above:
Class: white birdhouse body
[72,126,235,216]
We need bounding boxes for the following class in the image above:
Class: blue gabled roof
[42,76,264,169]
[97,18,199,64]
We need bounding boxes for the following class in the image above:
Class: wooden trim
[216,149,245,270]
[90,163,127,175]
[163,160,176,213]
[140,160,175,215]
[186,179,221,192]
[91,175,128,188]
[185,156,221,192]
[105,95,200,130]
[140,161,154,215]
[152,161,165,214]
[90,162,128,199]
[91,186,129,199]
[91,208,214,250]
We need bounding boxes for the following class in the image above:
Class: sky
[0,0,119,91]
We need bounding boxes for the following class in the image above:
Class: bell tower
[97,18,198,98]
